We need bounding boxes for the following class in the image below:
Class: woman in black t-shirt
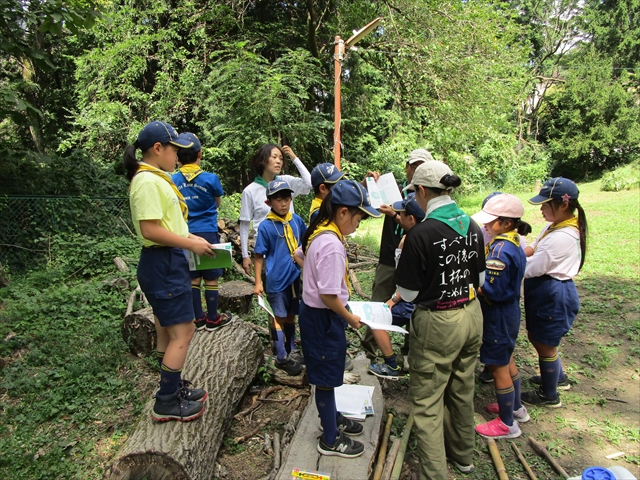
[395,160,485,480]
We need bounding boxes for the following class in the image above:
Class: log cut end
[104,451,189,480]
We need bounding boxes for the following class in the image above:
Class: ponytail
[426,173,462,195]
[498,217,532,236]
[123,141,140,182]
[575,201,588,272]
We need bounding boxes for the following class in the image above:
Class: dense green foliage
[2,0,636,198]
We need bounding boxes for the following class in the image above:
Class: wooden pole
[373,413,394,480]
[511,442,538,480]
[333,36,343,170]
[528,438,569,479]
[389,414,413,480]
[486,437,509,480]
[380,437,401,480]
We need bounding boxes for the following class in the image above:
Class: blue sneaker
[367,363,403,380]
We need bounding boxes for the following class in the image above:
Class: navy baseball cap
[331,179,381,218]
[311,163,345,188]
[177,132,201,153]
[482,191,503,208]
[392,193,425,222]
[266,179,293,197]
[137,120,193,151]
[529,177,579,204]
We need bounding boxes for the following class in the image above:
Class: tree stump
[219,280,255,315]
[122,307,156,357]
[104,318,264,480]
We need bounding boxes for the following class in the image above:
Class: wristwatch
[391,293,399,303]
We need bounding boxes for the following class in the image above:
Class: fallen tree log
[122,306,156,357]
[104,317,264,480]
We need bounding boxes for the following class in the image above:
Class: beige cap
[472,194,525,224]
[404,160,453,192]
[407,149,434,165]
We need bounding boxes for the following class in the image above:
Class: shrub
[601,161,640,192]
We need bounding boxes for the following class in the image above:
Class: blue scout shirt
[172,170,224,233]
[254,214,307,293]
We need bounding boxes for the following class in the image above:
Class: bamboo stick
[528,438,569,479]
[373,413,394,480]
[381,438,401,480]
[486,437,509,480]
[389,414,413,480]
[511,442,538,480]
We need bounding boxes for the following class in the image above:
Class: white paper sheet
[257,295,275,318]
[366,172,403,209]
[334,384,375,416]
[348,301,409,334]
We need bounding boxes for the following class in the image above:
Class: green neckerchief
[427,202,470,236]
[254,175,277,188]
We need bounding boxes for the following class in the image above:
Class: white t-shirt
[525,224,581,280]
[239,158,312,257]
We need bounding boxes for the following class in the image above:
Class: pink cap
[472,194,524,224]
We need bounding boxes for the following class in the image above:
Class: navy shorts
[137,247,195,327]
[479,297,521,366]
[267,279,300,318]
[524,275,580,347]
[189,231,223,281]
[298,300,347,388]
[391,301,414,327]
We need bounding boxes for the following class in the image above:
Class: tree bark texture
[122,306,156,357]
[104,318,264,480]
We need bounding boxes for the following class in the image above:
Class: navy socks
[283,323,296,353]
[496,385,515,426]
[158,363,181,396]
[540,353,562,398]
[271,328,287,361]
[384,353,398,369]
[512,372,523,410]
[205,285,219,320]
[316,387,338,445]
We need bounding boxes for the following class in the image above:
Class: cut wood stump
[104,317,264,480]
[276,359,384,480]
[219,280,255,315]
[122,306,156,357]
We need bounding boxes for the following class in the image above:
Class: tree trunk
[122,306,156,357]
[219,280,255,315]
[104,318,264,480]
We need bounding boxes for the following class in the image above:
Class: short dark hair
[177,149,199,164]
[267,189,292,201]
[250,143,285,176]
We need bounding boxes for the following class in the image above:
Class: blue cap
[581,467,615,480]
[311,163,345,188]
[177,132,201,153]
[266,179,293,197]
[529,177,579,204]
[137,121,193,151]
[392,193,425,222]
[330,179,381,218]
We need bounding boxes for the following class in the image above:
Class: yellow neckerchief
[265,211,298,257]
[486,229,520,257]
[178,163,203,182]
[306,221,351,294]
[135,163,188,221]
[536,217,579,250]
[309,196,323,217]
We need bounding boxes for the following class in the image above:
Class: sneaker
[179,379,208,403]
[194,315,207,331]
[449,459,475,474]
[152,390,205,422]
[321,413,364,436]
[317,431,365,458]
[478,366,494,383]
[485,403,530,423]
[521,388,562,408]
[344,356,354,372]
[205,312,233,331]
[290,349,305,365]
[274,353,303,376]
[367,363,403,380]
[529,374,571,391]
[475,417,521,439]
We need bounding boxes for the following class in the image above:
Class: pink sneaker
[476,417,521,439]
[485,403,530,423]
